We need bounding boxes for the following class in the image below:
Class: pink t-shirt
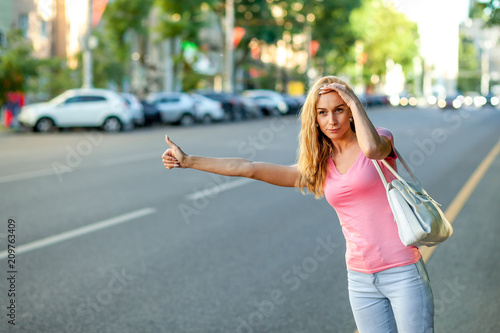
[323,128,420,273]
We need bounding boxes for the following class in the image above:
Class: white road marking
[0,151,160,184]
[420,136,500,263]
[0,207,156,260]
[0,169,54,184]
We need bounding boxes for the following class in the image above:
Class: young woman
[162,76,434,332]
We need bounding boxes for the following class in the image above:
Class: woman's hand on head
[319,83,359,108]
[162,135,187,169]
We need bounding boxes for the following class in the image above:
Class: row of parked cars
[18,88,305,133]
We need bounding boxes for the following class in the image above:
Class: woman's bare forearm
[184,155,254,177]
[184,156,299,187]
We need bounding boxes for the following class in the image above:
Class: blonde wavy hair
[295,76,354,198]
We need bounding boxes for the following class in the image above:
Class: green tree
[92,30,127,90]
[231,0,362,89]
[0,29,39,104]
[457,33,481,93]
[27,57,81,101]
[350,0,419,86]
[93,0,155,90]
[156,0,218,40]
[305,0,362,73]
[155,0,220,91]
[470,0,499,26]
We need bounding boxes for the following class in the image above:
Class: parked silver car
[18,88,133,132]
[190,93,225,123]
[242,89,288,116]
[146,92,197,126]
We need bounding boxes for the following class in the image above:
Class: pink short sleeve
[376,127,397,160]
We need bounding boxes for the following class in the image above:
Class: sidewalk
[425,145,500,331]
[0,125,31,137]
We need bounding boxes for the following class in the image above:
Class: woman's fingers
[162,148,180,169]
[163,135,187,169]
[319,83,342,95]
[319,83,357,107]
[320,83,346,94]
[162,156,179,169]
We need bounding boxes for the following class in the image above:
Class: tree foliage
[155,0,219,41]
[457,33,481,93]
[229,0,362,89]
[28,57,80,101]
[470,0,500,26]
[103,0,154,59]
[350,0,419,82]
[0,30,39,104]
[92,0,155,90]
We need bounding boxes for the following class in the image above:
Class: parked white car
[146,92,197,126]
[242,89,288,116]
[18,88,133,132]
[121,93,145,126]
[190,93,225,123]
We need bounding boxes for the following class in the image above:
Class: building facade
[460,18,500,94]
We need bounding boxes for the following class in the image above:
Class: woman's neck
[330,132,358,154]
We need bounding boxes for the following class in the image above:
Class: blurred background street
[1,0,500,332]
[1,106,500,332]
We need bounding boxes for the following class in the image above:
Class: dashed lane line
[0,207,156,260]
[420,136,500,262]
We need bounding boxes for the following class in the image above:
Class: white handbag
[372,149,453,247]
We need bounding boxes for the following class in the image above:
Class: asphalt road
[0,105,499,332]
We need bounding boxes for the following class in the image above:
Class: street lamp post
[224,0,234,93]
[83,0,93,89]
[481,40,492,96]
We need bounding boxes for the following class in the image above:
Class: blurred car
[485,92,499,107]
[140,100,161,125]
[18,88,133,132]
[121,93,145,126]
[281,93,303,114]
[239,95,262,119]
[195,91,244,121]
[145,92,197,126]
[361,94,390,107]
[242,89,288,116]
[388,91,416,107]
[462,92,489,108]
[190,93,225,123]
[437,95,462,109]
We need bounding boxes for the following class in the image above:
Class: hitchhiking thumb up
[162,135,187,169]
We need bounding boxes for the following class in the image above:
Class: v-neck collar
[329,149,363,176]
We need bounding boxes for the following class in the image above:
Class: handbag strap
[372,148,443,206]
[371,148,423,188]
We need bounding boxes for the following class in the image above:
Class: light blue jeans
[347,258,434,333]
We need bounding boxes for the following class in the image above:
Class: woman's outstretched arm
[162,136,299,187]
